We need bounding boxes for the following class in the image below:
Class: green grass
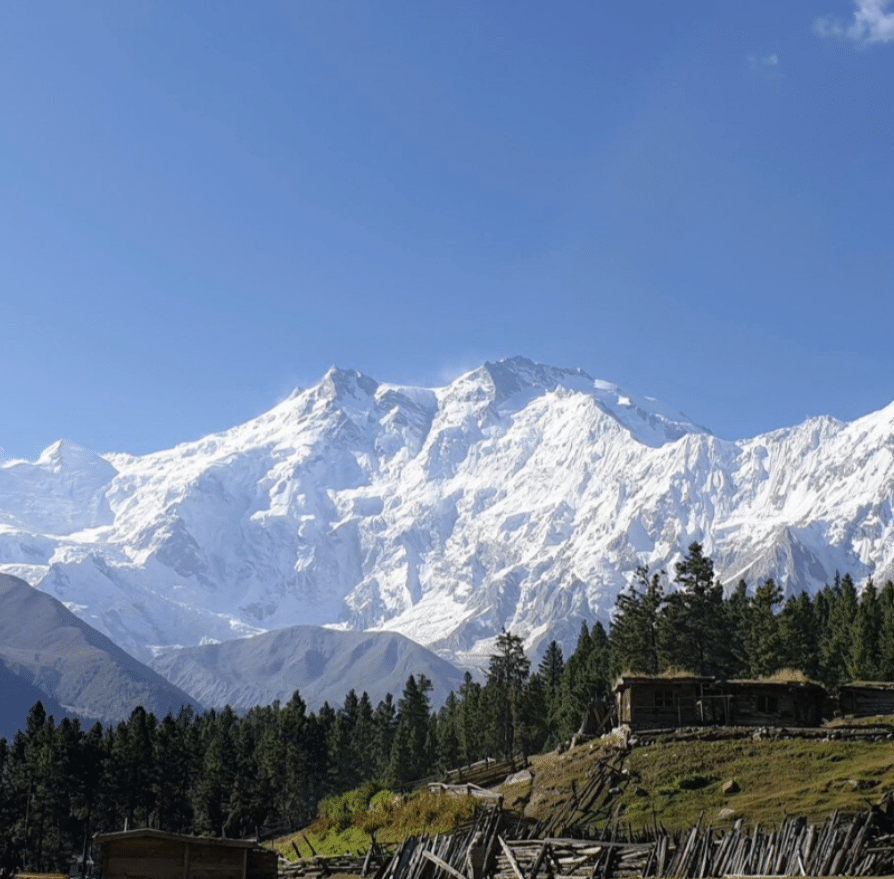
[274,789,481,861]
[500,731,894,834]
[274,719,894,859]
[622,737,894,830]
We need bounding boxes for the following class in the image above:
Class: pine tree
[778,591,820,677]
[849,579,881,680]
[389,675,433,784]
[819,574,858,683]
[192,706,238,836]
[723,579,752,678]
[659,543,729,675]
[457,673,485,764]
[0,734,21,876]
[371,694,397,780]
[485,629,530,761]
[329,690,364,791]
[538,641,564,713]
[554,621,609,740]
[610,565,665,675]
[518,673,549,755]
[151,713,193,833]
[435,692,462,771]
[746,579,785,677]
[878,581,894,679]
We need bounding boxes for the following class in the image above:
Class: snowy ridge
[1,356,893,666]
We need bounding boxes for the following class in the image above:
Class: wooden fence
[291,796,894,879]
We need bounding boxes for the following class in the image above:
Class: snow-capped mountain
[2,356,893,667]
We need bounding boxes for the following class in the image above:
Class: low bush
[676,774,714,791]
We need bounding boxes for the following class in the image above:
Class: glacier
[2,356,893,668]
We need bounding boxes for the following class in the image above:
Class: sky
[2,0,893,461]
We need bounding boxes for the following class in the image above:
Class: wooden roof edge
[93,828,259,848]
[613,675,828,692]
[836,680,894,690]
[613,674,714,690]
[725,678,826,690]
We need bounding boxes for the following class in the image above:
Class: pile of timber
[532,754,629,839]
[361,800,894,879]
[280,853,380,878]
[281,836,392,879]
[498,809,894,878]
[495,836,655,879]
[376,807,504,879]
[428,782,505,804]
[444,758,529,790]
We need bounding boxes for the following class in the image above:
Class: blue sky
[2,1,893,461]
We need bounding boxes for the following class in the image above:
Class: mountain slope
[0,658,72,740]
[148,625,465,712]
[0,573,200,726]
[1,357,893,667]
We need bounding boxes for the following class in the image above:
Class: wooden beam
[422,848,468,879]
[498,836,526,879]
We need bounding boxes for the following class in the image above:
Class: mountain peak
[480,356,593,401]
[320,366,380,401]
[449,357,707,446]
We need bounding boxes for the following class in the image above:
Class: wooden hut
[613,675,718,730]
[836,681,894,717]
[725,679,825,727]
[93,829,278,879]
[614,675,827,730]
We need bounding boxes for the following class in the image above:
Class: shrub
[319,781,385,832]
[676,774,714,791]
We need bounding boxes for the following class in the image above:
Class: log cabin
[92,829,278,879]
[836,681,894,718]
[613,675,826,730]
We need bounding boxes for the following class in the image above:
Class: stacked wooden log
[444,758,528,790]
[493,836,656,879]
[377,807,504,879]
[279,853,381,879]
[533,755,629,838]
[427,782,504,805]
[280,836,392,879]
[343,802,894,879]
[495,810,894,878]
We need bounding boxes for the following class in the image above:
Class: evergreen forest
[3,543,894,873]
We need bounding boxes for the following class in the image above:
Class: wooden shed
[614,675,827,730]
[92,829,278,879]
[836,681,894,717]
[724,679,825,727]
[613,675,718,730]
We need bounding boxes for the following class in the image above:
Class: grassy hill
[501,723,894,834]
[275,718,894,860]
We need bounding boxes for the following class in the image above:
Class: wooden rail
[315,797,894,879]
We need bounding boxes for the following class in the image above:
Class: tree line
[0,623,606,873]
[3,543,894,872]
[609,542,894,683]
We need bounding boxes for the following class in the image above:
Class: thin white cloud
[815,0,894,45]
[747,53,782,78]
[749,53,780,68]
